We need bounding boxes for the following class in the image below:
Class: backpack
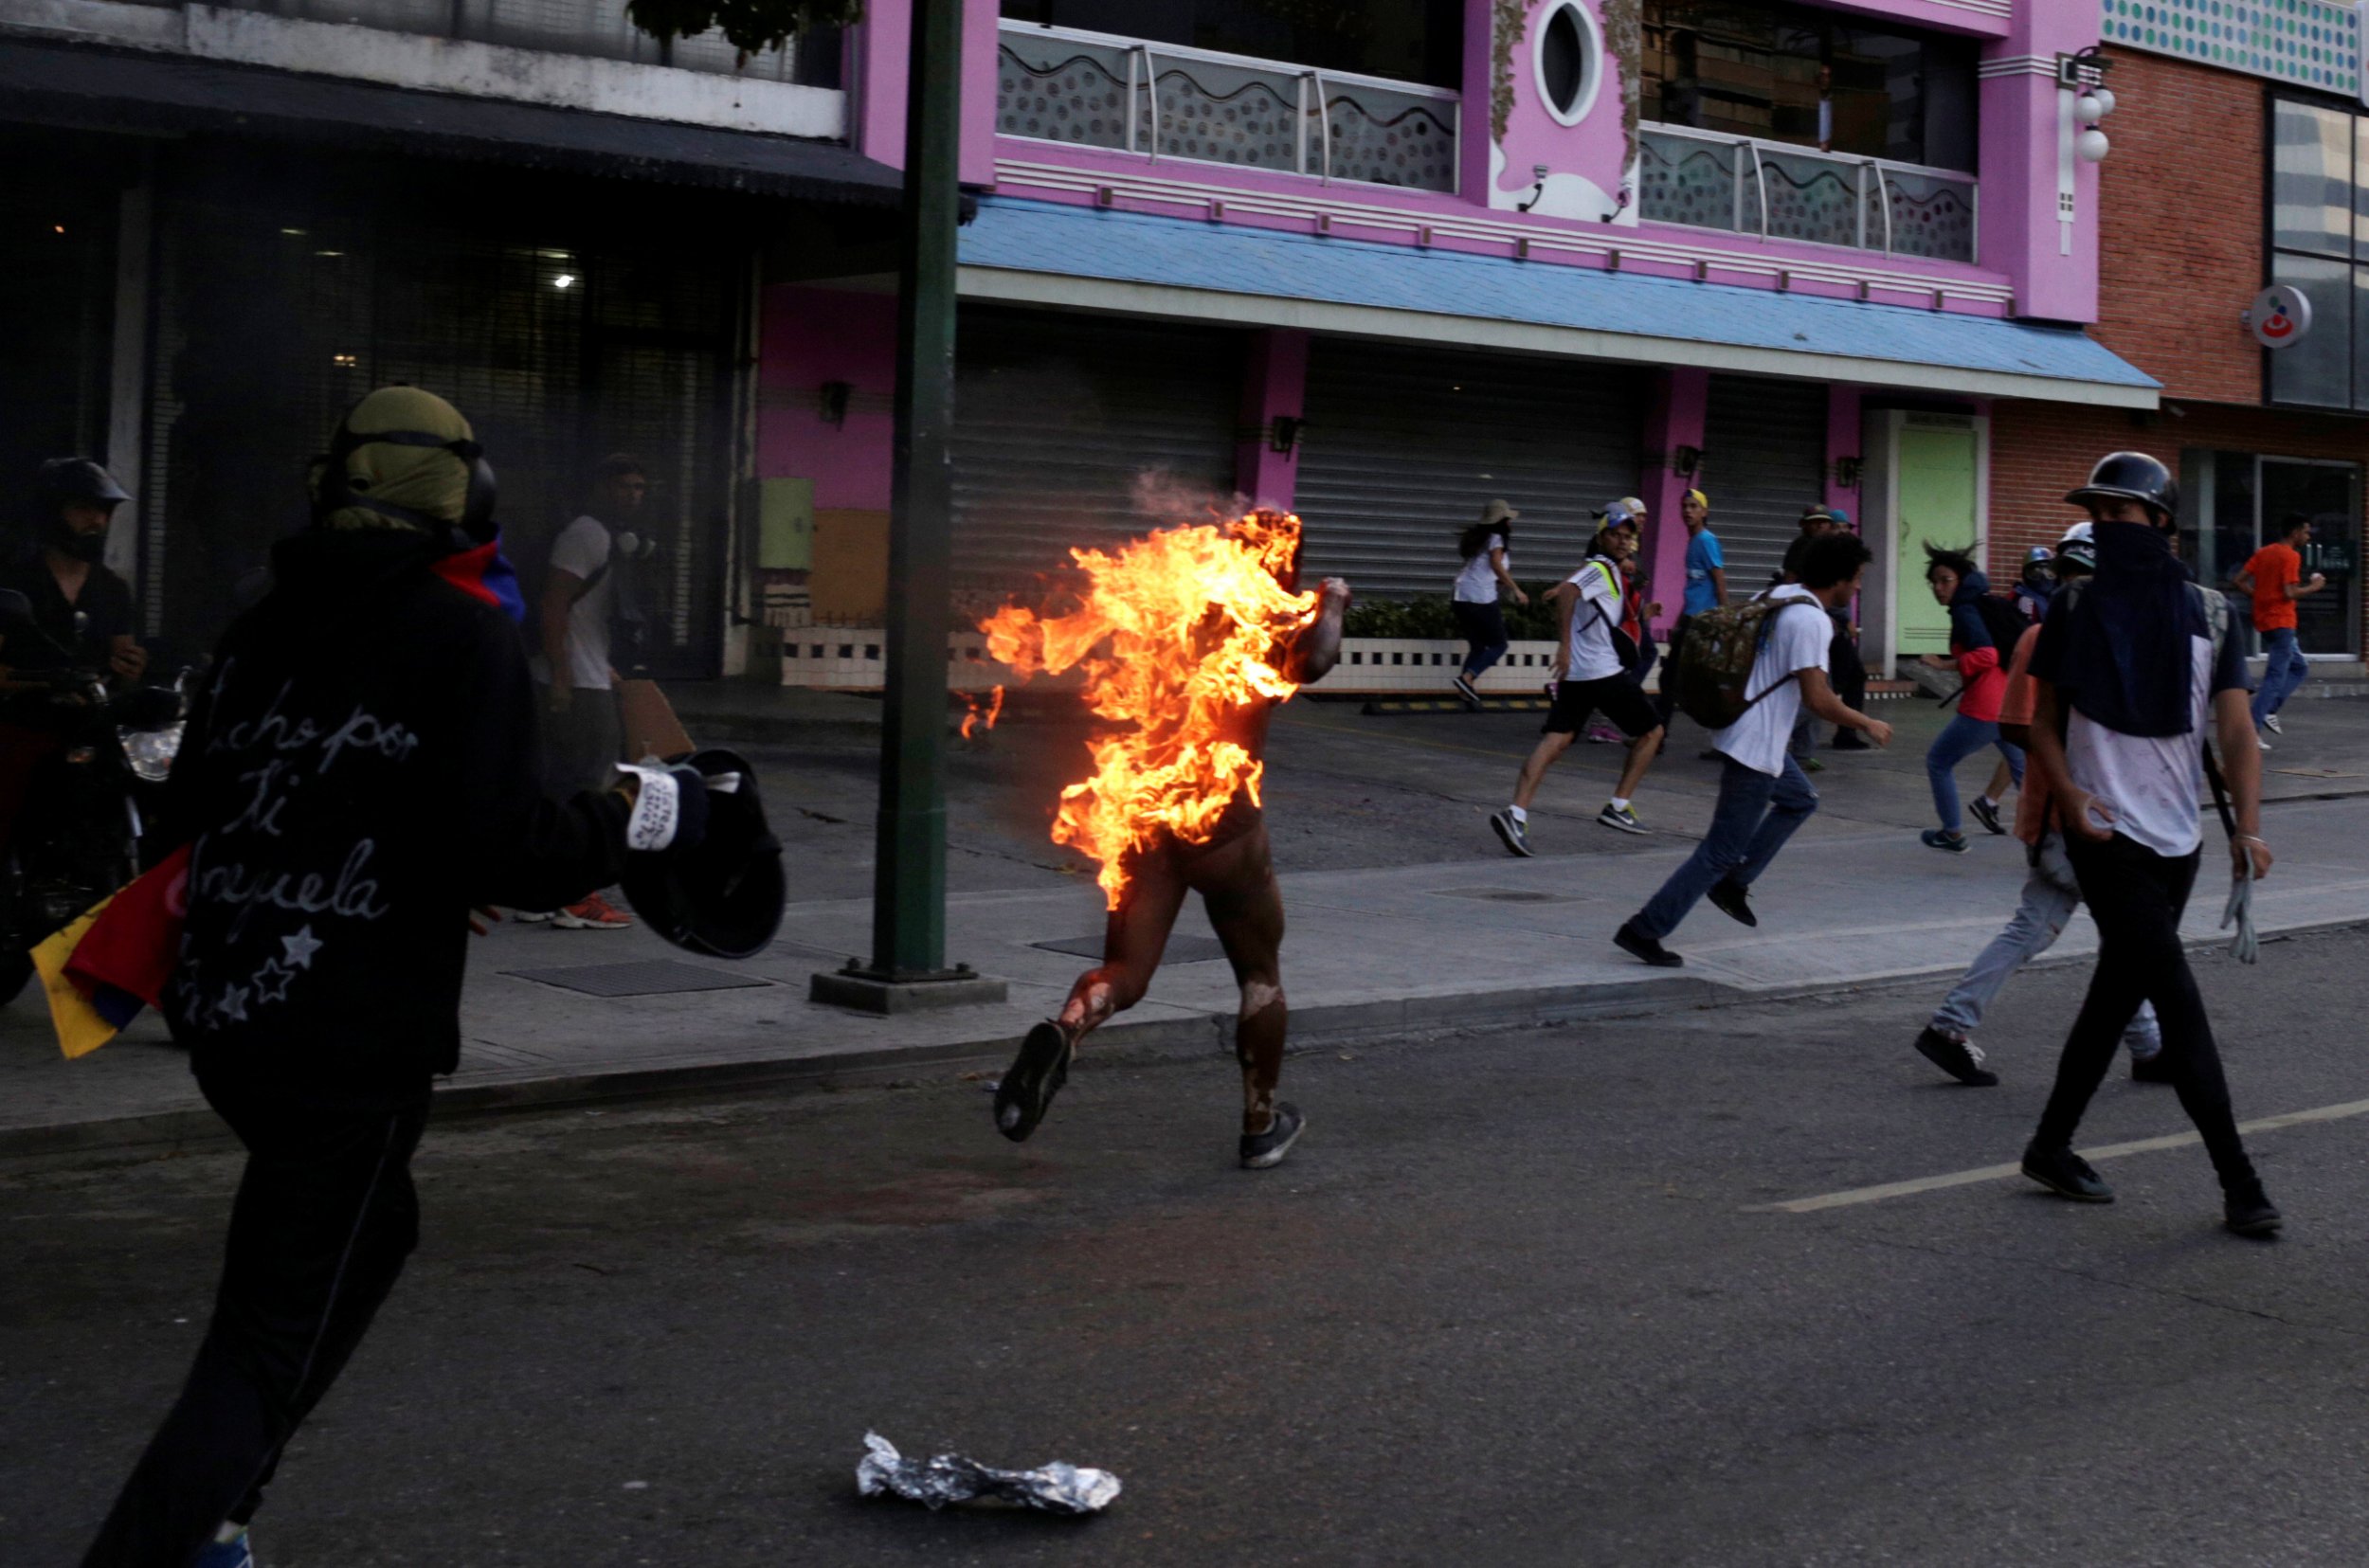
[1966,592,2034,661]
[1669,593,1828,730]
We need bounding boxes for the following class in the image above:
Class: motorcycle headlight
[120,722,185,784]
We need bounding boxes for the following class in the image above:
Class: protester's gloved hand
[615,762,711,854]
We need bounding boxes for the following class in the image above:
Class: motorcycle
[0,588,190,1006]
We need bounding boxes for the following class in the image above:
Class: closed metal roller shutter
[1702,374,1830,593]
[1294,341,1646,600]
[950,307,1241,594]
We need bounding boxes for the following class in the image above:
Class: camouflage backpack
[1668,593,1831,730]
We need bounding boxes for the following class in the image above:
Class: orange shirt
[1998,624,2053,846]
[2244,542,2301,632]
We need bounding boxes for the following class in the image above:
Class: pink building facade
[761,0,2156,677]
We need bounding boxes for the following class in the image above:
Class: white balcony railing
[187,0,810,81]
[1638,124,1976,264]
[996,21,1458,193]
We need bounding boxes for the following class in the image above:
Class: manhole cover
[505,960,777,998]
[1426,887,1581,904]
[1033,934,1228,964]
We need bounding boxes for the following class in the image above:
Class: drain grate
[504,960,777,998]
[1033,934,1228,964]
[1426,887,1581,904]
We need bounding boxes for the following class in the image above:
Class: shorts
[1543,673,1659,738]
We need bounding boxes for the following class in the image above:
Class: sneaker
[1920,828,1970,855]
[1707,877,1756,928]
[994,1020,1075,1143]
[2257,736,2272,752]
[2021,1142,2114,1202]
[1597,802,1646,835]
[195,1530,255,1568]
[1451,674,1481,709]
[1490,808,1533,857]
[2263,713,2284,735]
[511,910,555,924]
[1239,1102,1306,1169]
[552,892,632,929]
[1799,755,1824,773]
[1832,731,1872,750]
[1967,797,2006,837]
[2129,1050,2176,1084]
[1914,1025,1998,1087]
[2223,1180,2283,1236]
[1583,724,1622,745]
[1614,919,1683,968]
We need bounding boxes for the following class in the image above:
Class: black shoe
[1914,1025,1998,1087]
[1707,877,1757,928]
[1832,731,1872,750]
[1451,675,1482,709]
[1968,797,2006,836]
[1614,919,1683,968]
[2223,1180,2283,1236]
[1490,808,1533,857]
[1240,1102,1306,1169]
[2130,1050,2176,1084]
[994,1021,1075,1143]
[2021,1142,2113,1202]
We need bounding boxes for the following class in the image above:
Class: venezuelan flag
[430,536,527,625]
[33,843,190,1059]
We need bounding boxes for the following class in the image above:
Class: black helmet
[36,458,131,511]
[618,748,784,959]
[2065,452,2178,519]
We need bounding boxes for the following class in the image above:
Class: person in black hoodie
[81,387,683,1568]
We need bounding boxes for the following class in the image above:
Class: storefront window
[1638,0,1977,171]
[2269,96,2369,411]
[2190,451,2360,657]
[999,0,1463,89]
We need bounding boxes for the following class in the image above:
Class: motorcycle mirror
[0,589,29,628]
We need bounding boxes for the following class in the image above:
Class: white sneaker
[2263,713,2284,735]
[2257,736,2273,752]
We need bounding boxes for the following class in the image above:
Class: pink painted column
[1823,385,1863,523]
[1978,8,2101,322]
[1235,329,1311,510]
[854,0,1002,183]
[960,0,999,187]
[1639,367,1708,637]
[1456,0,1497,207]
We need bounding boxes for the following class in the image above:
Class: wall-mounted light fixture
[1269,415,1307,456]
[1672,444,1701,477]
[2053,47,2117,254]
[1835,456,1863,489]
[818,381,853,426]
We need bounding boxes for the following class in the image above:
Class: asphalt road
[9,922,2369,1565]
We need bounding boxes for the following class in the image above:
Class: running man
[1490,503,1668,854]
[2232,512,2326,747]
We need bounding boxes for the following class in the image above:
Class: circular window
[1535,0,1603,126]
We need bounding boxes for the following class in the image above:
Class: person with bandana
[78,387,704,1568]
[1,458,147,687]
[2016,452,2280,1237]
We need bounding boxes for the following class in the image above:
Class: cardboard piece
[618,679,696,763]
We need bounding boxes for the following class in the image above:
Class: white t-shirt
[542,514,614,692]
[1453,533,1506,603]
[1562,559,1625,682]
[2061,634,2215,857]
[1711,586,1831,777]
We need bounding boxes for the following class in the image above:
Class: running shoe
[2224,1181,2283,1236]
[1490,808,1533,857]
[994,1020,1075,1143]
[2020,1142,2113,1202]
[1239,1102,1306,1169]
[1451,675,1482,709]
[2257,736,2273,752]
[1920,829,1969,855]
[2130,1050,2176,1084]
[195,1531,255,1568]
[1967,797,2006,837]
[1799,756,1824,773]
[1707,877,1756,928]
[511,910,555,924]
[2263,713,2284,735]
[1583,723,1622,745]
[552,893,633,929]
[1914,1025,1998,1087]
[1614,919,1683,968]
[1597,802,1646,835]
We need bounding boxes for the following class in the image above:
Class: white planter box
[1331,637,1564,694]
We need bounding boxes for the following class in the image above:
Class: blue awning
[957,197,2157,407]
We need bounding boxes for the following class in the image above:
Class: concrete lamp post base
[810,964,1009,1015]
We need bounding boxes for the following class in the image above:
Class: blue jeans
[1634,756,1818,939]
[2251,626,2307,725]
[1926,712,2024,834]
[1931,833,2160,1054]
[1453,601,1510,678]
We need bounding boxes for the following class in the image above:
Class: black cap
[36,458,131,509]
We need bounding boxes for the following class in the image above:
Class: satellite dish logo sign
[2250,285,2313,350]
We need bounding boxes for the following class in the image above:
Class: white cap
[2058,520,2094,545]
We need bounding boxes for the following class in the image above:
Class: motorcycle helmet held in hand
[618,748,785,959]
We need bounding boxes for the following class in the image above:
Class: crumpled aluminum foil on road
[856,1431,1121,1515]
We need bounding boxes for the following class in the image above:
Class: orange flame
[960,683,1004,740]
[982,510,1317,909]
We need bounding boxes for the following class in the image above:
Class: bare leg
[1185,827,1288,1134]
[1056,846,1189,1047]
[1983,757,2015,804]
[1510,730,1579,810]
[1613,725,1666,801]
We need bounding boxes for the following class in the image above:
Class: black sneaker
[1914,1025,1998,1087]
[1597,802,1646,835]
[1451,674,1481,709]
[1832,731,1872,750]
[1707,877,1756,928]
[1968,797,2006,836]
[2223,1180,2282,1236]
[1239,1102,1306,1169]
[994,1020,1075,1143]
[2130,1050,2176,1084]
[1490,808,1533,857]
[1921,828,1970,855]
[1614,919,1683,968]
[2021,1142,2113,1202]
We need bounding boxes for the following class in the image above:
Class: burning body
[980,511,1347,1168]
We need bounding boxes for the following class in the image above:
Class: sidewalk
[8,792,2366,1156]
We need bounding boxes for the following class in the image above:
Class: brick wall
[2090,49,2265,405]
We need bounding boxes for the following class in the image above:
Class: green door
[1896,423,1980,658]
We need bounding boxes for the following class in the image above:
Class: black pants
[2033,834,2255,1190]
[1829,619,1867,711]
[83,1082,430,1567]
[1452,600,1509,678]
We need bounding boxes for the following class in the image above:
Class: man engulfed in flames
[980,508,1349,1169]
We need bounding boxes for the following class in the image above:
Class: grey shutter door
[1293,340,1646,600]
[951,306,1242,593]
[1702,374,1830,593]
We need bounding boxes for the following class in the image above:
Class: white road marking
[1753,1095,2369,1214]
